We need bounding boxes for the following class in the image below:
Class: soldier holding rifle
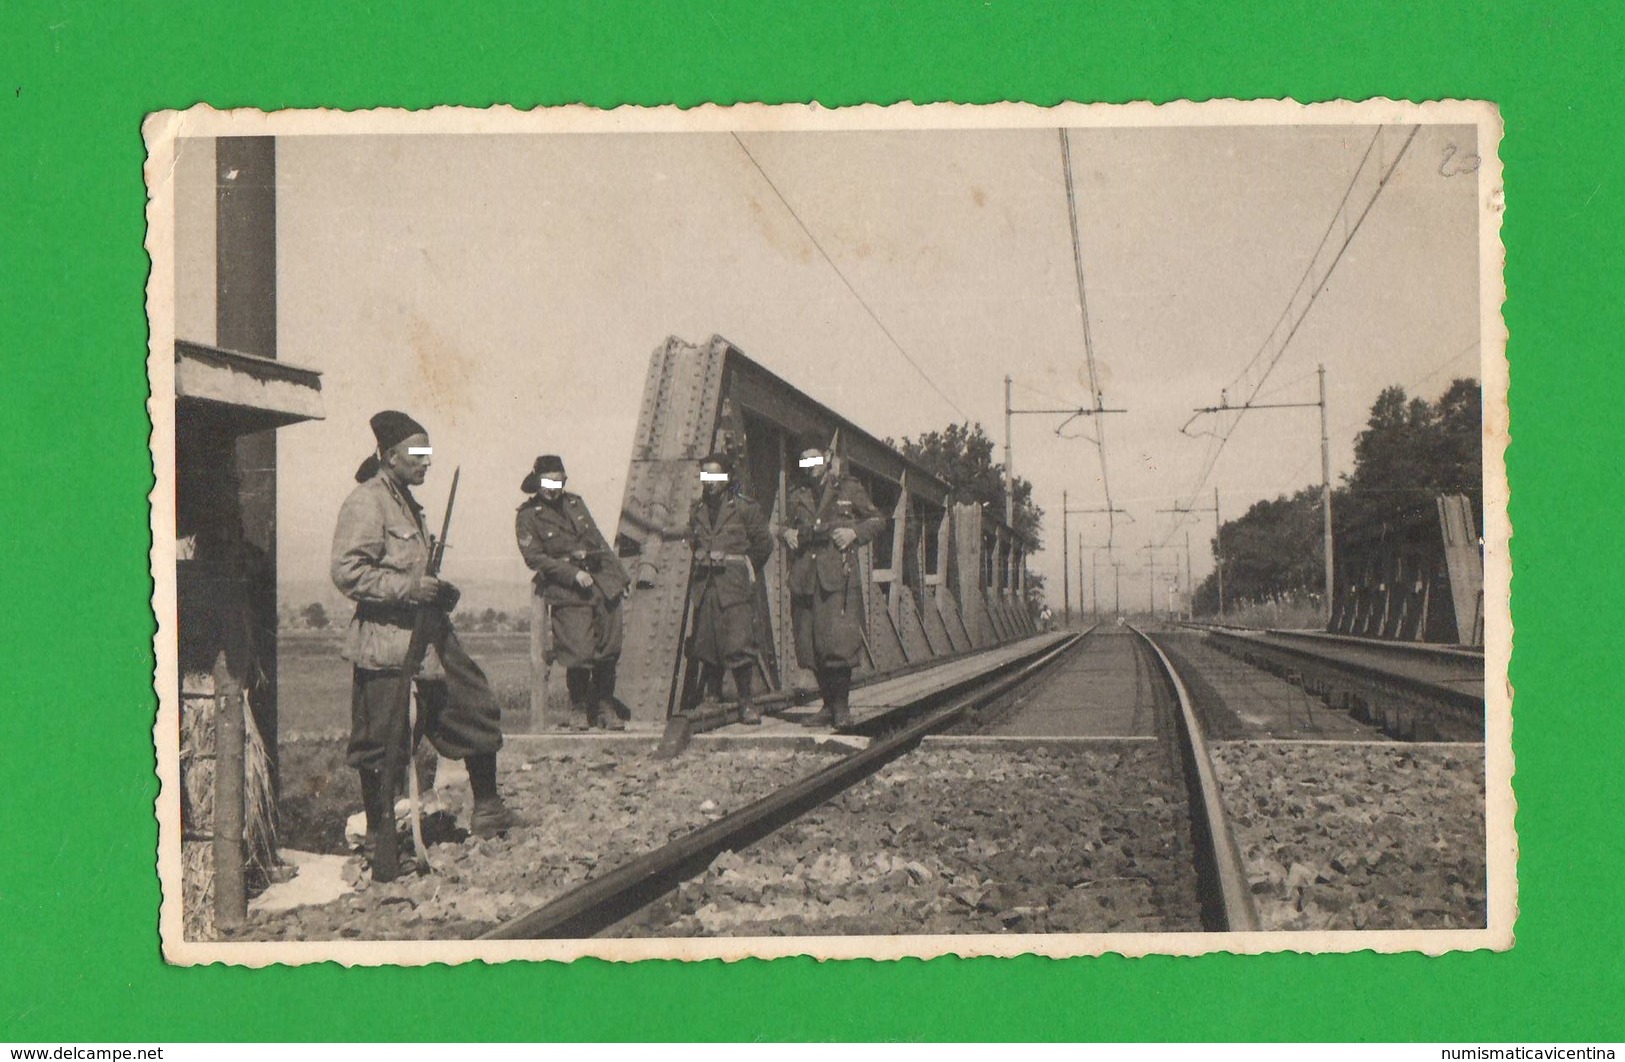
[330,411,522,882]
[685,453,774,724]
[781,442,886,727]
[515,454,632,731]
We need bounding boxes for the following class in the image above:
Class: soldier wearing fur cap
[330,410,522,872]
[515,454,632,731]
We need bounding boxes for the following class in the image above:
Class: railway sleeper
[1206,635,1465,743]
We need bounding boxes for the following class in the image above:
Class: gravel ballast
[1209,741,1487,931]
[232,743,846,941]
[615,742,1205,937]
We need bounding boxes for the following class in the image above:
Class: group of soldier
[329,409,885,876]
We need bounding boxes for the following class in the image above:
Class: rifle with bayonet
[794,428,845,550]
[374,467,460,883]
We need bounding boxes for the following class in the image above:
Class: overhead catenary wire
[1254,365,1322,403]
[730,132,970,421]
[1225,130,1383,395]
[1013,377,1088,408]
[1011,378,1103,443]
[1161,124,1421,548]
[1059,128,1119,546]
[1190,336,1485,537]
[1405,337,1482,393]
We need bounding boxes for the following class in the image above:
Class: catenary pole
[1003,371,1127,540]
[1215,487,1225,619]
[1061,490,1070,627]
[1319,364,1335,625]
[1185,531,1193,620]
[1003,375,1014,527]
[1077,533,1086,627]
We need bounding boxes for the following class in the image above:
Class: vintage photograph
[146,101,1510,965]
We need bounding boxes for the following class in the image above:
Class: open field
[277,630,536,736]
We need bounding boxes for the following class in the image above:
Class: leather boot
[563,668,594,731]
[358,768,399,880]
[734,664,760,725]
[697,663,724,708]
[593,661,625,730]
[465,753,533,837]
[827,666,853,728]
[803,668,836,727]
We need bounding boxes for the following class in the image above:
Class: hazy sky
[173,121,1480,611]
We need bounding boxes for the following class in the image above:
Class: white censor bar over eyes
[539,477,565,490]
[798,455,825,468]
[407,446,433,455]
[699,471,729,482]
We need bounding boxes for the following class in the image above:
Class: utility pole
[1190,372,1334,625]
[1062,490,1070,627]
[1004,375,1014,526]
[1003,374,1127,530]
[1077,533,1086,627]
[1318,364,1335,625]
[1140,544,1161,617]
[1064,499,1130,627]
[1216,487,1224,619]
[1184,530,1193,620]
[1158,491,1224,618]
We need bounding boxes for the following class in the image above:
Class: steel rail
[1196,625,1483,716]
[479,630,1088,940]
[1129,625,1261,933]
[1178,620,1484,663]
[1261,627,1485,663]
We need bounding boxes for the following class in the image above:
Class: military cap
[521,454,568,494]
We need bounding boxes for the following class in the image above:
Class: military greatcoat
[515,491,631,669]
[687,491,774,668]
[782,474,886,670]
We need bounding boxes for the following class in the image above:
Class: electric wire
[1059,128,1119,546]
[730,132,970,420]
[1161,124,1421,548]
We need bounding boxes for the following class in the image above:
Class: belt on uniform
[354,601,415,627]
[695,552,756,585]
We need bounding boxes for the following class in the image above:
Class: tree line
[282,602,532,633]
[890,421,1048,614]
[1191,378,1481,615]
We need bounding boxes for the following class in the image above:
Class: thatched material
[179,672,279,938]
[180,841,218,941]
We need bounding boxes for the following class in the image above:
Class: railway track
[1129,626,1258,933]
[232,618,1485,942]
[480,623,1259,940]
[1179,622,1484,741]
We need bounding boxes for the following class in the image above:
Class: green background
[2,0,1619,1042]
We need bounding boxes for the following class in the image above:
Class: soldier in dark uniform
[515,455,631,731]
[780,445,886,727]
[331,411,522,867]
[686,453,775,724]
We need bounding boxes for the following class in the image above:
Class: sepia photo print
[145,100,1511,965]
